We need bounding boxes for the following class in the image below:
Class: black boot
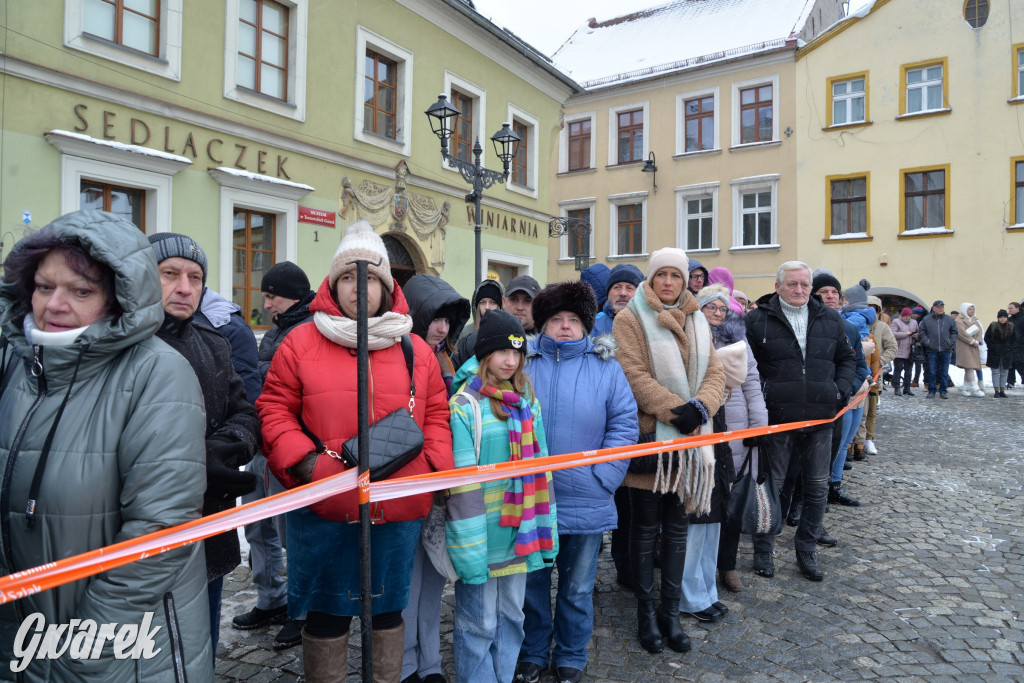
[796,550,824,581]
[828,482,861,507]
[657,602,691,653]
[786,498,803,527]
[636,601,663,653]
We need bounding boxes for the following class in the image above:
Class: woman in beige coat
[956,302,985,396]
[612,247,725,656]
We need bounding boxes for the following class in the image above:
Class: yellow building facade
[0,0,577,328]
[796,0,1024,317]
[548,0,845,302]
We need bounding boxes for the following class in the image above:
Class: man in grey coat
[917,300,957,398]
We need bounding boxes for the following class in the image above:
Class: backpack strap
[455,392,483,465]
[401,334,416,409]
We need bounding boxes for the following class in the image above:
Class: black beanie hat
[605,263,645,295]
[811,269,842,294]
[532,280,598,335]
[260,261,311,300]
[474,280,505,310]
[474,309,527,361]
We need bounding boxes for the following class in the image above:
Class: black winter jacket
[1009,310,1024,366]
[258,291,315,382]
[745,293,857,428]
[157,314,261,580]
[985,320,1015,368]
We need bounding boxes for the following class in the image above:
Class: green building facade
[0,0,577,326]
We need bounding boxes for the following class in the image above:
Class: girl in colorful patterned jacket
[445,309,558,683]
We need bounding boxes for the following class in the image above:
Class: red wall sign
[299,206,336,228]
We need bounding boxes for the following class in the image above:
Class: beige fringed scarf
[313,309,413,350]
[626,290,716,515]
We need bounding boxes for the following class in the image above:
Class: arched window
[964,0,989,29]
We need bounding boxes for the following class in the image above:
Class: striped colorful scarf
[469,375,554,556]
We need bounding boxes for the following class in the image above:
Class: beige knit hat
[328,221,394,293]
[646,247,689,283]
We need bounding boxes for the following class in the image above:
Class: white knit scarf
[313,309,413,350]
[628,286,716,515]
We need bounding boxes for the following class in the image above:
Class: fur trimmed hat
[329,221,394,293]
[532,280,598,335]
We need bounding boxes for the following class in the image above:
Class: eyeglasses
[703,304,728,314]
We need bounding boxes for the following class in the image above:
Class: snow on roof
[553,0,815,89]
[47,129,193,164]
[212,166,314,191]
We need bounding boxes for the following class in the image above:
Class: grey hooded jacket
[0,211,213,682]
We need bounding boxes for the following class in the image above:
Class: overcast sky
[470,0,874,57]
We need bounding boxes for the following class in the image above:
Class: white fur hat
[329,221,394,293]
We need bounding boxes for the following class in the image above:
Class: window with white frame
[904,63,944,114]
[443,72,485,168]
[1016,46,1024,98]
[607,102,649,166]
[830,76,866,125]
[675,182,719,251]
[608,192,648,257]
[559,111,595,173]
[506,105,538,197]
[557,199,596,260]
[731,75,779,147]
[209,168,308,299]
[223,0,308,121]
[45,129,191,234]
[730,175,779,248]
[65,0,183,80]
[354,27,413,155]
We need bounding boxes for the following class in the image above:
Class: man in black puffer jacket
[149,233,260,657]
[745,261,856,583]
[232,260,315,648]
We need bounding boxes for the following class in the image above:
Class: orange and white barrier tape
[0,385,870,604]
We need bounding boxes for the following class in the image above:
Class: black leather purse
[725,446,782,536]
[296,335,424,482]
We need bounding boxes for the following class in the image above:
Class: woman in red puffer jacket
[257,221,453,682]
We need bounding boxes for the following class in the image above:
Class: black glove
[206,436,257,498]
[206,435,252,469]
[742,435,770,449]
[206,457,258,498]
[669,403,703,435]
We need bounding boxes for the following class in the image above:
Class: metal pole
[473,139,483,285]
[356,258,372,682]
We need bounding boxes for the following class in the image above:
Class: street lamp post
[548,216,592,272]
[425,94,520,284]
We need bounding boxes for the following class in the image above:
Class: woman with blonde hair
[613,247,725,654]
[446,309,558,683]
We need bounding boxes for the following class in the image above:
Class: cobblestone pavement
[216,380,1024,681]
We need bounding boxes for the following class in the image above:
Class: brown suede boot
[719,569,744,592]
[371,621,405,683]
[302,627,349,683]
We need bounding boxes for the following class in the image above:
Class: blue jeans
[401,537,446,680]
[241,453,288,611]
[679,522,720,612]
[454,573,527,683]
[831,406,864,483]
[520,533,602,671]
[208,577,223,661]
[927,351,951,394]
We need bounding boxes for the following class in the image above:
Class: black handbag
[725,446,782,536]
[297,335,424,482]
[627,432,661,474]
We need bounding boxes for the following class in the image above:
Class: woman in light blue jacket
[517,282,638,683]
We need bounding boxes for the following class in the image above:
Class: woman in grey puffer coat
[0,211,213,682]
